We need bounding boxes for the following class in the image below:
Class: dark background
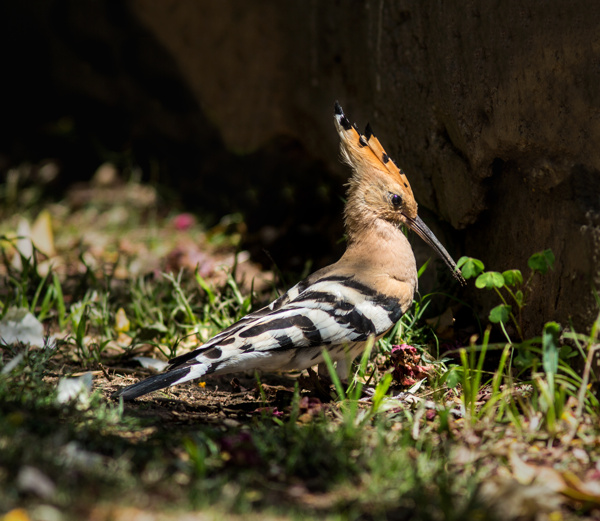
[2,1,600,336]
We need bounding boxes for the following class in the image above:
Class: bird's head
[334,101,465,285]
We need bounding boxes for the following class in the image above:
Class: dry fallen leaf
[115,307,130,333]
[0,307,45,347]
[1,508,31,521]
[133,356,169,372]
[56,373,93,406]
[510,450,600,506]
[16,466,56,499]
[561,470,600,504]
[31,209,56,257]
[12,217,33,270]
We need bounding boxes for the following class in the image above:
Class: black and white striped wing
[113,275,404,400]
[164,281,300,368]
[170,274,404,369]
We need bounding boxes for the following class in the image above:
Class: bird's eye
[390,193,402,208]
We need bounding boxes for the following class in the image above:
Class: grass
[1,171,600,520]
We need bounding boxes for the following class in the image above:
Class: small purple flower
[391,344,417,356]
[173,213,195,231]
[254,406,284,418]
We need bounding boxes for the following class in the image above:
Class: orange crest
[333,101,417,219]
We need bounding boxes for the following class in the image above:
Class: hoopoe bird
[113,102,465,401]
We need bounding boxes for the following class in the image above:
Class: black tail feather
[112,366,193,401]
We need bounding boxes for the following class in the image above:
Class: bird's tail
[112,364,205,401]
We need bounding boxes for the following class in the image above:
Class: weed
[455,250,598,437]
[458,249,555,342]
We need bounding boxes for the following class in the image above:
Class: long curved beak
[406,215,466,285]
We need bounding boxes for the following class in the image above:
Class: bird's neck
[343,184,374,240]
[340,213,418,290]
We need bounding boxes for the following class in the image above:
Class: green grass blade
[52,272,67,329]
[321,349,345,401]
